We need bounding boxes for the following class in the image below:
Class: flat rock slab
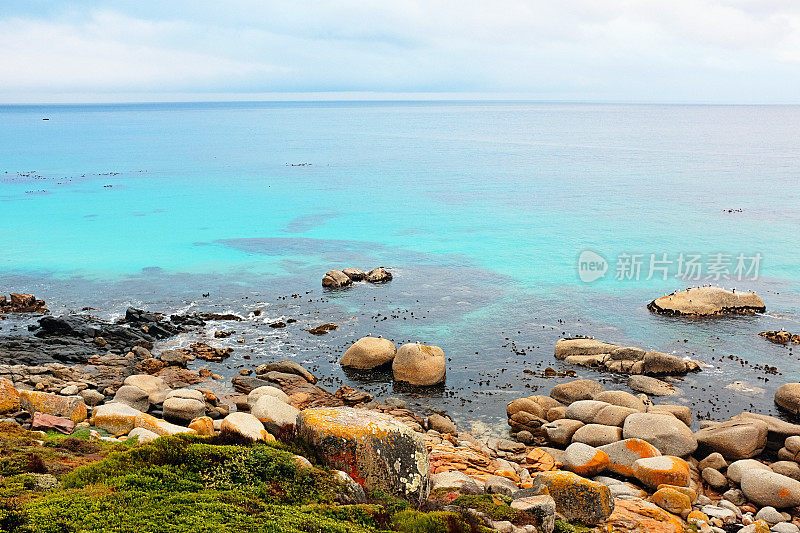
[648,286,765,317]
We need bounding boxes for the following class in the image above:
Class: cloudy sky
[2,0,800,103]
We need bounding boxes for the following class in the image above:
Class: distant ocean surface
[2,101,800,431]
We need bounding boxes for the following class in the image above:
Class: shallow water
[2,101,800,433]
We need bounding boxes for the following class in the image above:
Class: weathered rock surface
[775,383,800,416]
[251,395,300,435]
[562,442,610,476]
[392,343,445,386]
[550,379,605,404]
[163,389,206,424]
[297,407,429,500]
[628,375,676,396]
[648,286,765,317]
[633,455,691,488]
[623,413,697,456]
[695,418,769,459]
[0,378,20,413]
[528,470,614,525]
[340,337,397,370]
[365,267,392,283]
[19,390,87,422]
[220,412,274,442]
[740,470,800,508]
[322,270,352,288]
[599,438,662,478]
[554,338,698,376]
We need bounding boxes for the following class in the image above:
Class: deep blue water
[2,101,799,432]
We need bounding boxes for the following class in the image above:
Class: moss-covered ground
[0,423,501,533]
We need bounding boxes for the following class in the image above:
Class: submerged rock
[297,406,430,501]
[648,286,765,317]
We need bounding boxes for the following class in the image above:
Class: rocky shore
[3,287,799,533]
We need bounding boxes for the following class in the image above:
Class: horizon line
[2,91,800,106]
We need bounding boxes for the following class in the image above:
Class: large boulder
[727,459,772,484]
[740,470,800,508]
[251,395,300,435]
[247,385,291,406]
[593,390,646,412]
[543,419,584,446]
[297,407,429,500]
[134,413,195,437]
[342,268,366,281]
[599,438,662,478]
[571,424,622,447]
[19,390,87,423]
[554,338,618,359]
[322,270,352,288]
[112,385,150,412]
[641,351,688,375]
[528,471,614,525]
[392,343,445,386]
[565,400,610,423]
[695,419,769,459]
[510,495,556,533]
[622,413,697,457]
[633,456,691,488]
[220,412,274,442]
[604,498,685,533]
[340,337,397,370]
[163,389,206,424]
[550,380,605,404]
[0,379,20,413]
[562,443,610,477]
[648,286,765,317]
[93,402,141,435]
[123,375,171,404]
[775,383,800,416]
[628,375,676,396]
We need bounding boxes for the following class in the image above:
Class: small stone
[651,486,692,515]
[698,452,728,471]
[702,467,728,489]
[754,506,785,524]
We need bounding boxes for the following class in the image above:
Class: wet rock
[220,412,274,442]
[427,413,457,435]
[342,268,366,281]
[641,351,688,375]
[307,323,338,335]
[333,385,373,405]
[365,267,392,283]
[633,455,691,488]
[760,330,800,345]
[740,470,800,508]
[297,406,429,500]
[528,470,614,525]
[256,360,318,384]
[392,343,446,386]
[0,293,48,313]
[695,418,769,459]
[322,270,352,288]
[251,395,299,435]
[112,385,150,412]
[550,379,605,404]
[598,438,662,478]
[341,337,397,370]
[775,383,800,416]
[19,390,87,422]
[554,338,619,359]
[628,375,676,396]
[648,286,765,316]
[159,349,192,367]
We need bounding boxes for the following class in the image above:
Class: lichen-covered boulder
[562,442,610,477]
[528,470,614,525]
[651,486,692,515]
[633,455,690,488]
[134,413,195,437]
[0,379,20,413]
[605,498,685,533]
[93,402,141,435]
[163,389,206,424]
[599,438,661,477]
[19,390,87,423]
[341,337,397,370]
[392,343,446,386]
[189,416,214,436]
[297,406,430,501]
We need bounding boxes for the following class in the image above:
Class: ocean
[2,100,799,433]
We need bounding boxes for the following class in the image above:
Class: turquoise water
[2,101,800,429]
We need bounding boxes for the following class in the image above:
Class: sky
[1,1,800,103]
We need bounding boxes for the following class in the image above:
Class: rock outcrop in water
[322,266,392,288]
[554,337,701,375]
[760,331,800,345]
[0,293,48,314]
[648,286,765,317]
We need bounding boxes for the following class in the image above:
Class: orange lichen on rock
[604,498,685,533]
[530,470,614,525]
[0,379,20,413]
[19,390,87,423]
[651,486,692,515]
[634,456,690,489]
[599,438,661,478]
[526,447,561,472]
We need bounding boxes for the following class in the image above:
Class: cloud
[1,1,800,102]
